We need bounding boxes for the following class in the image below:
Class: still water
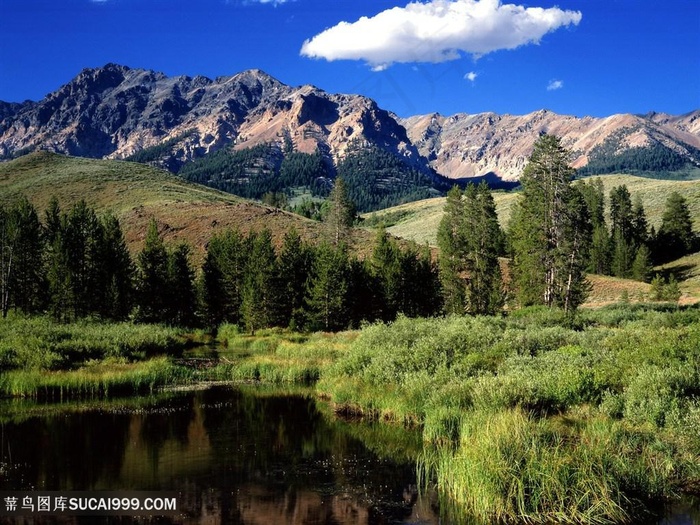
[0,385,439,524]
[0,385,697,524]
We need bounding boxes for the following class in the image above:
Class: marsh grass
[206,328,357,385]
[0,315,187,372]
[320,305,700,523]
[418,407,691,524]
[0,357,191,399]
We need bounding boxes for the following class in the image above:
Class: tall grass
[204,327,356,385]
[418,408,689,524]
[0,357,192,399]
[0,315,187,371]
[319,305,700,523]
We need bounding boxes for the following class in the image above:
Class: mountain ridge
[1,63,698,184]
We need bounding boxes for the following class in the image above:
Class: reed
[0,357,192,399]
[418,408,689,524]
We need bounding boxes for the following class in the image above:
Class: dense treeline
[174,140,440,213]
[336,141,439,211]
[2,135,698,327]
[578,128,700,177]
[0,194,440,330]
[576,178,698,279]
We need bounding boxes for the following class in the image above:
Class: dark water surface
[0,385,439,524]
[0,385,697,524]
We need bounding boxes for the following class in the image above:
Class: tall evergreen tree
[578,178,610,275]
[609,185,635,278]
[324,177,355,246]
[437,186,467,314]
[100,213,134,320]
[463,182,504,315]
[136,219,170,323]
[276,228,313,329]
[241,229,279,333]
[0,197,45,317]
[370,226,402,320]
[168,243,197,327]
[200,229,250,328]
[509,134,591,312]
[655,191,696,263]
[631,195,649,248]
[306,242,350,331]
[61,200,107,319]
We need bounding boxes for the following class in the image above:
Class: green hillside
[0,152,365,261]
[365,174,700,246]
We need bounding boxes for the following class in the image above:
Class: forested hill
[0,152,377,260]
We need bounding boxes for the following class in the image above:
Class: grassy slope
[365,174,700,246]
[0,152,374,262]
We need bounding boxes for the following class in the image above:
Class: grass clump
[206,329,355,385]
[419,408,690,524]
[319,305,700,523]
[0,357,191,399]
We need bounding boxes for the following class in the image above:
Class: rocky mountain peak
[0,64,698,182]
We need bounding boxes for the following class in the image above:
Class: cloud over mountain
[300,0,582,68]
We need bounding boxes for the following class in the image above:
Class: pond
[0,384,697,524]
[0,385,439,524]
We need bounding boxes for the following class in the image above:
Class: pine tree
[631,243,653,282]
[241,229,279,333]
[609,185,634,278]
[101,213,134,320]
[631,195,649,248]
[578,178,610,274]
[168,243,197,327]
[655,192,695,263]
[370,226,402,320]
[0,198,45,317]
[58,200,107,319]
[136,219,170,323]
[324,177,355,246]
[200,229,249,328]
[276,228,313,329]
[437,186,467,314]
[306,242,350,331]
[509,134,591,312]
[463,182,504,315]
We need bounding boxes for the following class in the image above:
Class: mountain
[1,64,698,192]
[0,64,426,173]
[401,110,700,181]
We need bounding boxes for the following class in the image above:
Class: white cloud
[547,79,564,91]
[300,0,582,68]
[465,71,478,82]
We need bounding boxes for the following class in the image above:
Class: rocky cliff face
[400,110,700,181]
[0,64,425,173]
[1,63,698,182]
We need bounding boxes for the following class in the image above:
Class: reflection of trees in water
[0,410,131,490]
[1,386,439,524]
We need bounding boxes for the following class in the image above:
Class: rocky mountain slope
[1,63,698,183]
[0,63,424,174]
[400,110,700,181]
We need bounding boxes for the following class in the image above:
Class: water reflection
[0,386,439,524]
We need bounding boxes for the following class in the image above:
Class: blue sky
[0,0,698,118]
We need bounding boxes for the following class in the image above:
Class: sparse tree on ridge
[324,177,355,246]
